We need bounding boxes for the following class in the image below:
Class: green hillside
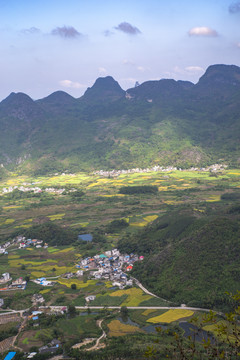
[119,207,240,309]
[0,64,239,174]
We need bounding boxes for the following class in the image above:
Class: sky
[0,0,239,100]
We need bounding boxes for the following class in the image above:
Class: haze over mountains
[0,64,239,175]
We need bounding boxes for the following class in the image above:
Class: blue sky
[0,0,239,100]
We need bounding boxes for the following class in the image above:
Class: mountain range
[0,64,240,175]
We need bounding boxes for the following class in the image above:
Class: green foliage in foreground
[145,291,240,360]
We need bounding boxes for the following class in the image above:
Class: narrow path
[130,276,160,298]
[86,319,106,351]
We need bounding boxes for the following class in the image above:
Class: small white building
[112,249,120,256]
[0,272,10,283]
[85,295,96,302]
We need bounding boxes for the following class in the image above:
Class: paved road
[0,304,217,317]
[131,276,160,299]
[38,305,213,313]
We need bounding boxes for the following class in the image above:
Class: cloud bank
[59,80,84,88]
[115,22,141,35]
[21,27,41,35]
[188,27,218,37]
[185,66,204,73]
[52,26,82,38]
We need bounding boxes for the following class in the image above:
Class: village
[0,234,144,301]
[32,247,144,299]
[94,163,227,177]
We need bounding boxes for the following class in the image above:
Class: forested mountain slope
[0,64,239,175]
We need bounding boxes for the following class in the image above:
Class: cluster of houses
[0,236,46,253]
[32,293,45,305]
[1,184,66,195]
[0,240,11,255]
[79,248,144,290]
[18,237,46,249]
[0,273,26,291]
[33,278,55,287]
[94,163,227,178]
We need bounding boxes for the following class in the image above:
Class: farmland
[0,168,239,240]
[0,167,239,357]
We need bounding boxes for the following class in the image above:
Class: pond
[179,322,215,343]
[78,234,93,242]
[117,316,140,327]
[142,324,168,333]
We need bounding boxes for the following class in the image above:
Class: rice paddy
[107,319,143,337]
[147,309,194,323]
[110,288,151,306]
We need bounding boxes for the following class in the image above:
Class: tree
[145,291,240,359]
[71,283,77,290]
[68,304,76,317]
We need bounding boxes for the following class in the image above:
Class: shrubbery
[119,185,158,195]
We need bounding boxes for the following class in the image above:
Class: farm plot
[147,309,194,324]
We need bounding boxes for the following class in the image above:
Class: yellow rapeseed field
[130,221,146,227]
[143,215,158,222]
[47,213,65,221]
[110,288,151,306]
[206,195,221,202]
[31,271,46,278]
[57,247,74,253]
[147,309,194,323]
[40,289,51,294]
[2,219,15,225]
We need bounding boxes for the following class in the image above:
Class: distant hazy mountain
[0,64,239,174]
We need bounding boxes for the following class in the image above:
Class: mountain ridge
[0,64,239,174]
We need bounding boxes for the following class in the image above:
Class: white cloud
[137,66,145,72]
[188,27,218,37]
[123,59,135,66]
[59,80,85,89]
[185,66,204,73]
[173,66,185,74]
[98,67,107,75]
[121,77,137,83]
[237,42,240,48]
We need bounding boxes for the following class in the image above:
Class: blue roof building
[4,352,16,360]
